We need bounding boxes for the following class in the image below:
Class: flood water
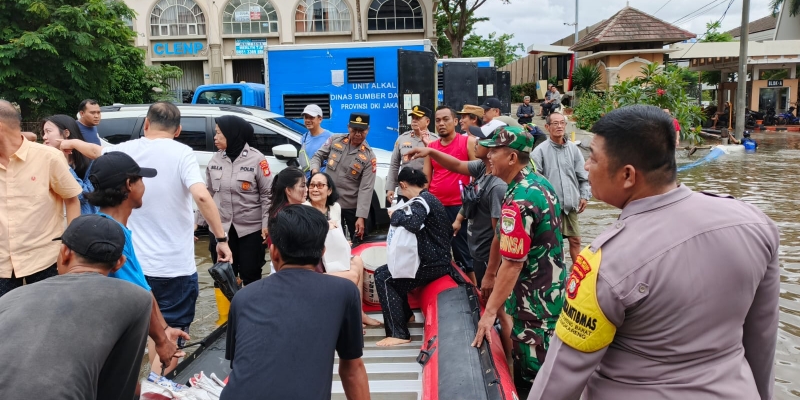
[190,131,800,398]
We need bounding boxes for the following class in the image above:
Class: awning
[526,44,573,56]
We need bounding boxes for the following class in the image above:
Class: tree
[769,0,800,16]
[435,0,509,58]
[0,0,140,119]
[461,32,523,67]
[436,11,487,57]
[699,21,733,87]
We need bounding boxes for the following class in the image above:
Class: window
[195,90,244,105]
[347,58,375,83]
[283,94,331,119]
[175,117,208,151]
[295,0,351,33]
[150,0,206,37]
[250,123,290,156]
[368,0,423,31]
[97,118,139,144]
[223,0,279,34]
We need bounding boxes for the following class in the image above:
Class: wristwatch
[216,234,229,243]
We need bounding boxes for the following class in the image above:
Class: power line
[673,0,735,59]
[654,0,673,15]
[679,0,731,25]
[672,0,728,25]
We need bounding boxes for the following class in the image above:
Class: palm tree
[770,0,800,16]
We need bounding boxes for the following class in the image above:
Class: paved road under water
[190,131,800,398]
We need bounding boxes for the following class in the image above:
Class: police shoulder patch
[555,247,616,352]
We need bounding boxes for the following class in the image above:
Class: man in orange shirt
[0,100,82,296]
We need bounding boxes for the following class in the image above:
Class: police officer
[528,105,779,400]
[310,112,377,244]
[197,115,272,285]
[386,105,437,204]
[471,126,566,398]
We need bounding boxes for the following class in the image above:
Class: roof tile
[570,6,697,51]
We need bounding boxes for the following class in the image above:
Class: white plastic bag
[386,197,429,279]
[323,224,351,273]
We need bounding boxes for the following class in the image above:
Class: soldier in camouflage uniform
[470,125,566,398]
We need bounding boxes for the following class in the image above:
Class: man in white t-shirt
[480,97,507,137]
[60,102,232,375]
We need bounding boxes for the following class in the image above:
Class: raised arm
[407,146,470,176]
[59,139,103,159]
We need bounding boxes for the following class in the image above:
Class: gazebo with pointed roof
[570,6,696,89]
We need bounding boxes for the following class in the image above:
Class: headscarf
[215,115,253,161]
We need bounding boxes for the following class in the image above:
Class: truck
[263,40,437,151]
[191,82,266,108]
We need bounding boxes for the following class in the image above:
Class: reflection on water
[191,132,800,398]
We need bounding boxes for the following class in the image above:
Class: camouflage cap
[478,125,535,153]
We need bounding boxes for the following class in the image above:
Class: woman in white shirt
[306,172,381,327]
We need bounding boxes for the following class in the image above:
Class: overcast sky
[472,0,775,51]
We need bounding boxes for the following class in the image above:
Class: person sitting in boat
[266,167,307,274]
[729,130,758,151]
[305,171,381,327]
[374,168,454,347]
[222,205,370,400]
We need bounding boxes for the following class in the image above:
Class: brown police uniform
[197,143,272,284]
[528,185,780,400]
[309,114,376,241]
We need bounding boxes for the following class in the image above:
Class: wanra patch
[555,247,616,352]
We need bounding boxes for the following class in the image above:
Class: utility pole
[734,0,750,139]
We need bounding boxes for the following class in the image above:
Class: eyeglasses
[308,183,327,189]
[548,121,567,127]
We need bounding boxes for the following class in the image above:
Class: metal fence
[21,122,42,139]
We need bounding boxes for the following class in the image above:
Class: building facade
[123,0,437,92]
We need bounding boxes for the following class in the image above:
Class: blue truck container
[264,40,436,151]
[191,83,266,108]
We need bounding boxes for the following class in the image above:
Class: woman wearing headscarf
[197,115,273,285]
[42,114,97,214]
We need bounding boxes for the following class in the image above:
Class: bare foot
[362,313,381,326]
[376,337,412,347]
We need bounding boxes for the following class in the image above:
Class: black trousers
[375,264,452,339]
[341,208,369,246]
[473,258,488,288]
[444,205,473,273]
[541,103,558,116]
[0,263,58,298]
[209,225,265,286]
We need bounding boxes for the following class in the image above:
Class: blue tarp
[677,147,727,172]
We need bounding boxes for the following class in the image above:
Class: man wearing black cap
[85,152,190,370]
[386,105,438,204]
[480,97,508,137]
[310,112,377,243]
[0,215,152,400]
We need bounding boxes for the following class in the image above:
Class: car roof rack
[100,103,253,116]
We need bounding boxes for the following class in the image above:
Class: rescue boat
[165,236,517,400]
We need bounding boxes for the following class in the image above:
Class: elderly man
[541,86,562,118]
[532,112,590,263]
[539,83,553,117]
[386,105,436,204]
[0,100,82,297]
[310,113,377,244]
[471,126,566,398]
[528,105,779,400]
[517,96,535,125]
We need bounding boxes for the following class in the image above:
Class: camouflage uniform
[479,126,567,388]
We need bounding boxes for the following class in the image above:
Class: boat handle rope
[417,335,438,366]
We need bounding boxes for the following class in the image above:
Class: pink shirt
[428,134,470,206]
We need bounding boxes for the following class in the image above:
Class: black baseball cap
[408,105,432,118]
[349,112,370,130]
[53,215,126,263]
[89,152,157,190]
[468,125,492,140]
[481,97,502,110]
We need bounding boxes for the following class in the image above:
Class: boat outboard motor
[209,262,240,301]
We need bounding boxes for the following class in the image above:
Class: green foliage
[0,0,141,119]
[698,21,733,87]
[665,64,699,88]
[547,76,558,86]
[435,0,496,58]
[572,63,602,97]
[143,64,185,102]
[609,65,706,143]
[769,0,800,16]
[511,82,538,102]
[462,31,524,67]
[572,92,605,130]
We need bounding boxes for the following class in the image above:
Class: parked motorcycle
[776,105,799,125]
[764,106,777,126]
